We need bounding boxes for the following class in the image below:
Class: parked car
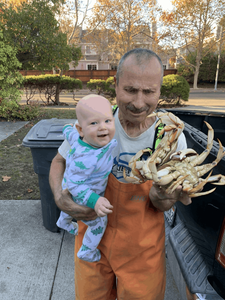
[164,108,225,300]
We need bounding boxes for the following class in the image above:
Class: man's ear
[75,122,84,137]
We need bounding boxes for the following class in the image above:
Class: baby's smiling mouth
[98,134,108,137]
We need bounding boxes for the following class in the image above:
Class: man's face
[115,56,162,124]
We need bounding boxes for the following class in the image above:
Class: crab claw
[189,187,217,198]
[187,171,213,195]
[190,121,214,167]
[170,149,198,161]
[207,174,225,185]
[123,167,144,184]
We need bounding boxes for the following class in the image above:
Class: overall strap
[153,122,164,151]
[141,123,164,159]
[112,104,118,115]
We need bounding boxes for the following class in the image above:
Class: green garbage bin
[22,118,75,232]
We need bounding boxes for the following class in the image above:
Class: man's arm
[149,182,192,212]
[49,152,97,221]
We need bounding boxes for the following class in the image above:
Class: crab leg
[166,175,188,193]
[190,121,214,167]
[189,188,216,198]
[195,139,225,177]
[187,171,213,194]
[157,170,181,185]
[205,174,225,185]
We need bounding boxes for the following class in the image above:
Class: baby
[56,94,117,262]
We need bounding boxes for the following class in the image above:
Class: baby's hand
[94,197,113,217]
[63,123,74,128]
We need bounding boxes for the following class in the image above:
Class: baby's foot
[77,246,101,262]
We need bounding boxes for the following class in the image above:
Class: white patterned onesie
[56,124,117,262]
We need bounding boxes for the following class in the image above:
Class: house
[69,25,174,71]
[69,28,111,71]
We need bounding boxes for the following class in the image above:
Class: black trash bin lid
[22,118,76,148]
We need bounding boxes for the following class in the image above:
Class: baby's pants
[77,215,107,262]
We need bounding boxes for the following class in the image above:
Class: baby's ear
[75,122,84,137]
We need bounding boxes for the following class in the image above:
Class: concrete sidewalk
[0,200,181,300]
[0,121,29,142]
[0,200,75,300]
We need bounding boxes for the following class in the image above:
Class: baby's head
[75,94,115,148]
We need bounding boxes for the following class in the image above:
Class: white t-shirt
[58,109,187,183]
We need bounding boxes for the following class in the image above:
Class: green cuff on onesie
[86,193,100,209]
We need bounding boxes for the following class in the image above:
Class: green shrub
[23,74,82,89]
[0,99,40,121]
[160,75,190,105]
[105,76,115,86]
[22,75,82,105]
[87,79,108,95]
[0,30,23,103]
[87,77,116,102]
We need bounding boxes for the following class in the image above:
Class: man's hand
[59,189,98,221]
[49,153,97,221]
[94,197,113,217]
[149,182,192,212]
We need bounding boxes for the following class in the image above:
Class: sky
[87,0,174,12]
[83,0,174,28]
[157,0,173,10]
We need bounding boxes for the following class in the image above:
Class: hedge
[87,77,116,101]
[159,74,190,105]
[22,74,82,105]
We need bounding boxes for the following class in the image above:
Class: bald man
[56,94,117,262]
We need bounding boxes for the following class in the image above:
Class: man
[49,48,191,300]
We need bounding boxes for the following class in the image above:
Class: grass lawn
[0,107,77,200]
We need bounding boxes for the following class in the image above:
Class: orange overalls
[74,173,166,300]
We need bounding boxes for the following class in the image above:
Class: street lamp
[214,25,224,91]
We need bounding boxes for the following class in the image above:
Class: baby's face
[79,104,115,148]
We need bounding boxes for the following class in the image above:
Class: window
[111,65,117,70]
[85,45,96,55]
[163,65,167,70]
[85,46,91,54]
[87,64,97,70]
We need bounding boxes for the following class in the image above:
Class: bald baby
[76,94,112,125]
[74,94,115,148]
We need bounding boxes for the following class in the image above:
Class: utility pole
[214,26,224,91]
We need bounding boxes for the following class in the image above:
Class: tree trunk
[193,62,200,89]
[193,51,202,89]
[55,84,60,105]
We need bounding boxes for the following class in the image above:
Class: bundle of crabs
[123,112,225,197]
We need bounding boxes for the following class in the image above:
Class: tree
[1,0,27,9]
[86,0,159,64]
[57,0,93,45]
[177,50,225,82]
[161,0,225,88]
[0,0,82,71]
[0,30,23,103]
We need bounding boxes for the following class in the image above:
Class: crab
[123,111,225,197]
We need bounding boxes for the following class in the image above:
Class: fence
[19,69,177,83]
